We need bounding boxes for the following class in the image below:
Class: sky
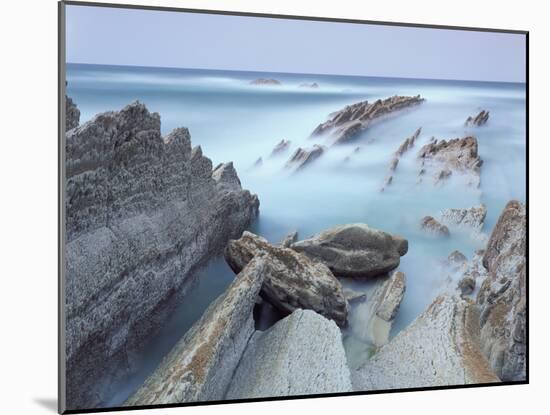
[65,4,526,83]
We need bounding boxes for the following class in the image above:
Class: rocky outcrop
[252,157,263,168]
[299,82,319,88]
[420,216,450,237]
[270,139,291,157]
[224,232,348,326]
[465,110,489,127]
[250,78,281,85]
[417,136,483,187]
[291,224,408,278]
[311,95,424,145]
[65,101,259,408]
[477,200,526,381]
[352,295,500,390]
[382,127,422,190]
[285,145,326,172]
[226,309,352,399]
[66,95,80,131]
[441,204,487,231]
[125,255,267,406]
[279,230,298,247]
[351,271,406,347]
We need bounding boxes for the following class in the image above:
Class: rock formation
[417,136,483,187]
[279,230,298,247]
[291,224,408,278]
[66,95,80,131]
[285,145,326,172]
[224,232,348,326]
[250,78,281,85]
[465,110,490,127]
[351,271,406,347]
[311,95,424,145]
[270,139,291,157]
[299,82,319,88]
[382,127,422,190]
[352,295,500,390]
[65,101,259,408]
[420,216,450,237]
[226,309,352,399]
[252,157,263,168]
[125,255,267,406]
[477,200,526,381]
[441,204,487,231]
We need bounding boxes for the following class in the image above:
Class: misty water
[66,63,526,406]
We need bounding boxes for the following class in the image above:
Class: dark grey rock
[285,145,326,172]
[66,95,80,131]
[465,110,489,127]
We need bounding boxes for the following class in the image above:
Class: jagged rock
[448,250,468,266]
[465,110,490,127]
[291,224,408,278]
[226,309,352,399]
[252,157,263,168]
[285,145,326,172]
[279,230,298,247]
[441,204,487,231]
[352,295,500,390]
[270,139,291,157]
[344,289,367,304]
[299,82,319,88]
[421,216,450,237]
[311,95,424,144]
[417,136,483,186]
[65,101,259,408]
[382,128,422,190]
[125,255,267,406]
[250,78,281,85]
[477,200,526,381]
[458,275,476,296]
[351,271,406,347]
[224,232,348,326]
[66,95,80,131]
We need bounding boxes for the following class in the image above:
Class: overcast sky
[65,4,526,83]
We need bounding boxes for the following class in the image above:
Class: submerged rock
[65,101,259,408]
[66,95,80,131]
[352,295,500,390]
[252,157,263,168]
[270,139,291,157]
[417,136,483,187]
[285,145,326,172]
[250,78,281,85]
[352,271,406,347]
[420,216,450,237]
[226,309,352,399]
[299,82,319,88]
[465,110,490,127]
[125,255,267,406]
[382,127,422,190]
[311,95,424,144]
[441,204,487,231]
[291,224,408,278]
[224,232,348,326]
[477,200,526,381]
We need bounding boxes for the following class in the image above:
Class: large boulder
[65,101,259,408]
[125,255,267,406]
[352,295,500,390]
[477,200,526,381]
[311,95,425,144]
[226,309,352,399]
[291,224,408,278]
[224,232,348,326]
[350,272,406,347]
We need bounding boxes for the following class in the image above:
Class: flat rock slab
[226,309,352,399]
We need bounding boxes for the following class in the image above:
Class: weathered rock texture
[383,127,422,189]
[477,200,526,381]
[226,309,352,399]
[311,95,424,144]
[65,101,259,408]
[417,136,483,187]
[224,232,348,326]
[291,224,408,278]
[352,271,406,347]
[465,110,489,127]
[421,216,450,237]
[352,295,500,390]
[285,145,326,172]
[66,95,80,131]
[441,204,487,231]
[125,255,267,406]
[250,78,281,85]
[270,139,291,157]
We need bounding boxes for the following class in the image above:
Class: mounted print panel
[59,1,528,413]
